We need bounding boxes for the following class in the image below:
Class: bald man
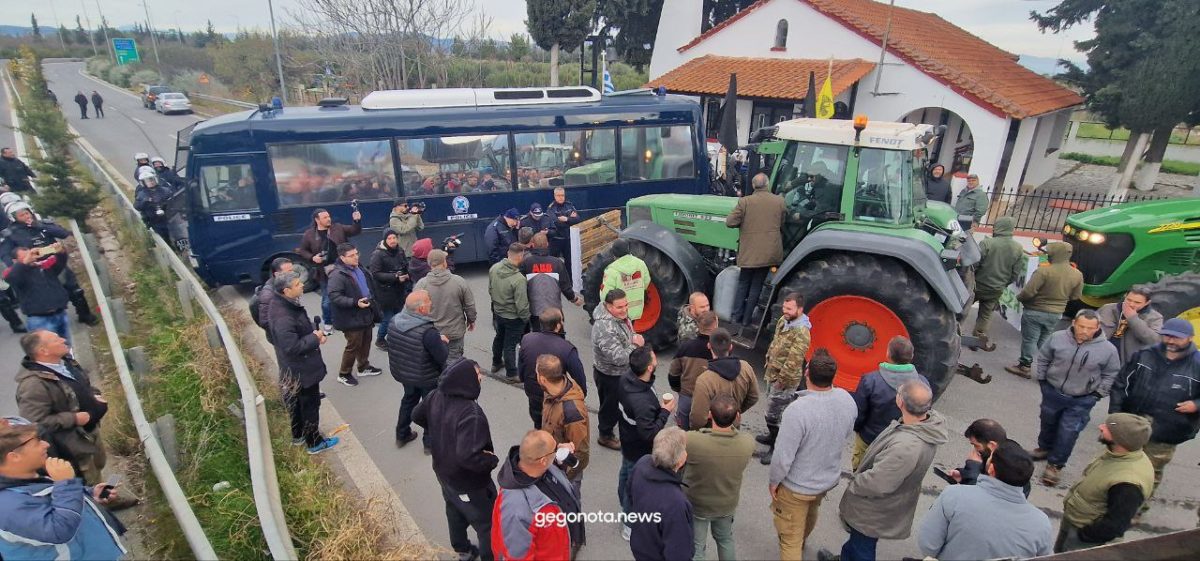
[389,289,450,449]
[494,430,582,559]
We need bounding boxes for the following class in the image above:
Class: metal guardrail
[1,66,219,560]
[70,133,298,560]
[188,92,258,109]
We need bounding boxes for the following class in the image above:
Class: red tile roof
[676,0,1083,119]
[646,56,875,101]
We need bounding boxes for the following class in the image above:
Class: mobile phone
[932,466,957,485]
[99,474,121,499]
[350,199,359,212]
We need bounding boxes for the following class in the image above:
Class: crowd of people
[3,143,1199,561]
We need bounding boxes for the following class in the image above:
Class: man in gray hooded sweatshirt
[1030,309,1120,486]
[823,380,948,561]
[414,249,476,361]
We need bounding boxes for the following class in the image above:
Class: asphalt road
[40,60,1200,559]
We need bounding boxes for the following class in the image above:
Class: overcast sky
[10,0,1092,61]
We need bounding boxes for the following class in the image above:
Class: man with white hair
[628,426,693,560]
[822,381,948,561]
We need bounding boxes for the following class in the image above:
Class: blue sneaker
[307,436,340,455]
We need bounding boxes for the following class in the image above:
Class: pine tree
[31,14,42,39]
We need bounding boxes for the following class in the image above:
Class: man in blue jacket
[850,336,928,469]
[0,418,127,560]
[628,426,693,561]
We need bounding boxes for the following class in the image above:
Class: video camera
[442,233,464,254]
[410,201,427,214]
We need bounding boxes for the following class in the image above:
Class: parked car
[142,85,172,109]
[155,92,193,115]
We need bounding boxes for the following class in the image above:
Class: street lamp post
[267,0,288,104]
[94,0,115,63]
[141,1,162,66]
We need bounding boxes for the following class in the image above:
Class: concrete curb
[212,285,431,551]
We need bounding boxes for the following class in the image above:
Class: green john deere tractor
[1062,198,1200,334]
[584,117,979,398]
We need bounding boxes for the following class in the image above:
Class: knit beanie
[1105,413,1151,452]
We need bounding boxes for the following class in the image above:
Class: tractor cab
[758,116,939,252]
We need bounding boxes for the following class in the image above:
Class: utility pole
[95,0,115,63]
[141,1,162,66]
[48,0,68,51]
[267,0,288,104]
[79,0,99,56]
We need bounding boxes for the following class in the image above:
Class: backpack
[248,284,266,330]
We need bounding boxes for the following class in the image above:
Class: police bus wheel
[774,253,960,399]
[264,254,317,292]
[583,239,689,352]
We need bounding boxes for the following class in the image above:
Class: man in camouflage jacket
[758,292,811,464]
[676,292,711,343]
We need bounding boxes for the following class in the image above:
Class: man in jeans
[684,395,754,560]
[5,247,71,346]
[1029,310,1120,486]
[593,288,644,450]
[488,243,528,378]
[1007,242,1082,378]
[770,350,857,559]
[295,208,362,334]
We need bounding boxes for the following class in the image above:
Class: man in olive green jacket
[954,174,990,227]
[388,199,424,257]
[488,243,529,378]
[972,216,1028,350]
[1006,242,1082,377]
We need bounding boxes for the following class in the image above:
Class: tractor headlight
[1063,224,1074,236]
[1086,232,1106,244]
[1076,229,1090,241]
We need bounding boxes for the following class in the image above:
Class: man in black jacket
[414,358,499,561]
[5,247,72,346]
[1108,318,1200,513]
[389,290,449,449]
[1,205,98,326]
[254,257,294,341]
[367,230,410,349]
[268,272,339,454]
[518,308,586,428]
[617,346,675,540]
[546,187,581,264]
[327,243,383,387]
[628,426,693,560]
[0,148,36,192]
[521,233,581,332]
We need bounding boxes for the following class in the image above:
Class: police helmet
[137,168,159,182]
[135,152,150,161]
[151,156,166,166]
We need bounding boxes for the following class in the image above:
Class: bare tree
[289,0,475,92]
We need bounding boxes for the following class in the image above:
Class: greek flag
[603,70,615,94]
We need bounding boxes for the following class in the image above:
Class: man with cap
[953,174,990,227]
[1108,317,1200,514]
[918,440,1052,560]
[388,199,424,257]
[1056,414,1154,552]
[484,208,520,265]
[520,203,554,237]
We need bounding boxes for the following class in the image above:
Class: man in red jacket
[493,430,581,560]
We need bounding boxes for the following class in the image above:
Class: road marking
[132,117,146,124]
[166,133,177,141]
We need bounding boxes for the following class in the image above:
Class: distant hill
[0,25,32,37]
[1018,54,1088,77]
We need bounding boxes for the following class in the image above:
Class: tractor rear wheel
[774,253,960,399]
[583,239,689,351]
[1145,272,1200,335]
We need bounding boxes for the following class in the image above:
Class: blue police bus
[172,86,708,287]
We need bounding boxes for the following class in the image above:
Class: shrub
[106,64,134,88]
[86,56,112,77]
[130,69,162,88]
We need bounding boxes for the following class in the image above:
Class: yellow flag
[816,75,835,119]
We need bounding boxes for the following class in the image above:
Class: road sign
[198,73,210,85]
[112,38,140,66]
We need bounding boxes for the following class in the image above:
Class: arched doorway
[898,107,974,177]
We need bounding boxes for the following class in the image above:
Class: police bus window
[269,139,395,207]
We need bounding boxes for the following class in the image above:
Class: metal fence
[1074,121,1200,146]
[980,187,1165,234]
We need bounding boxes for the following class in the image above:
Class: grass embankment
[1061,152,1200,177]
[99,202,412,559]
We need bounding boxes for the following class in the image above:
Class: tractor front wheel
[774,253,960,399]
[1145,272,1200,336]
[584,239,689,351]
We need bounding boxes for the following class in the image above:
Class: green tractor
[584,117,979,397]
[1062,198,1200,334]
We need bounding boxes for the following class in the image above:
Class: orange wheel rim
[807,295,909,392]
[632,282,661,333]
